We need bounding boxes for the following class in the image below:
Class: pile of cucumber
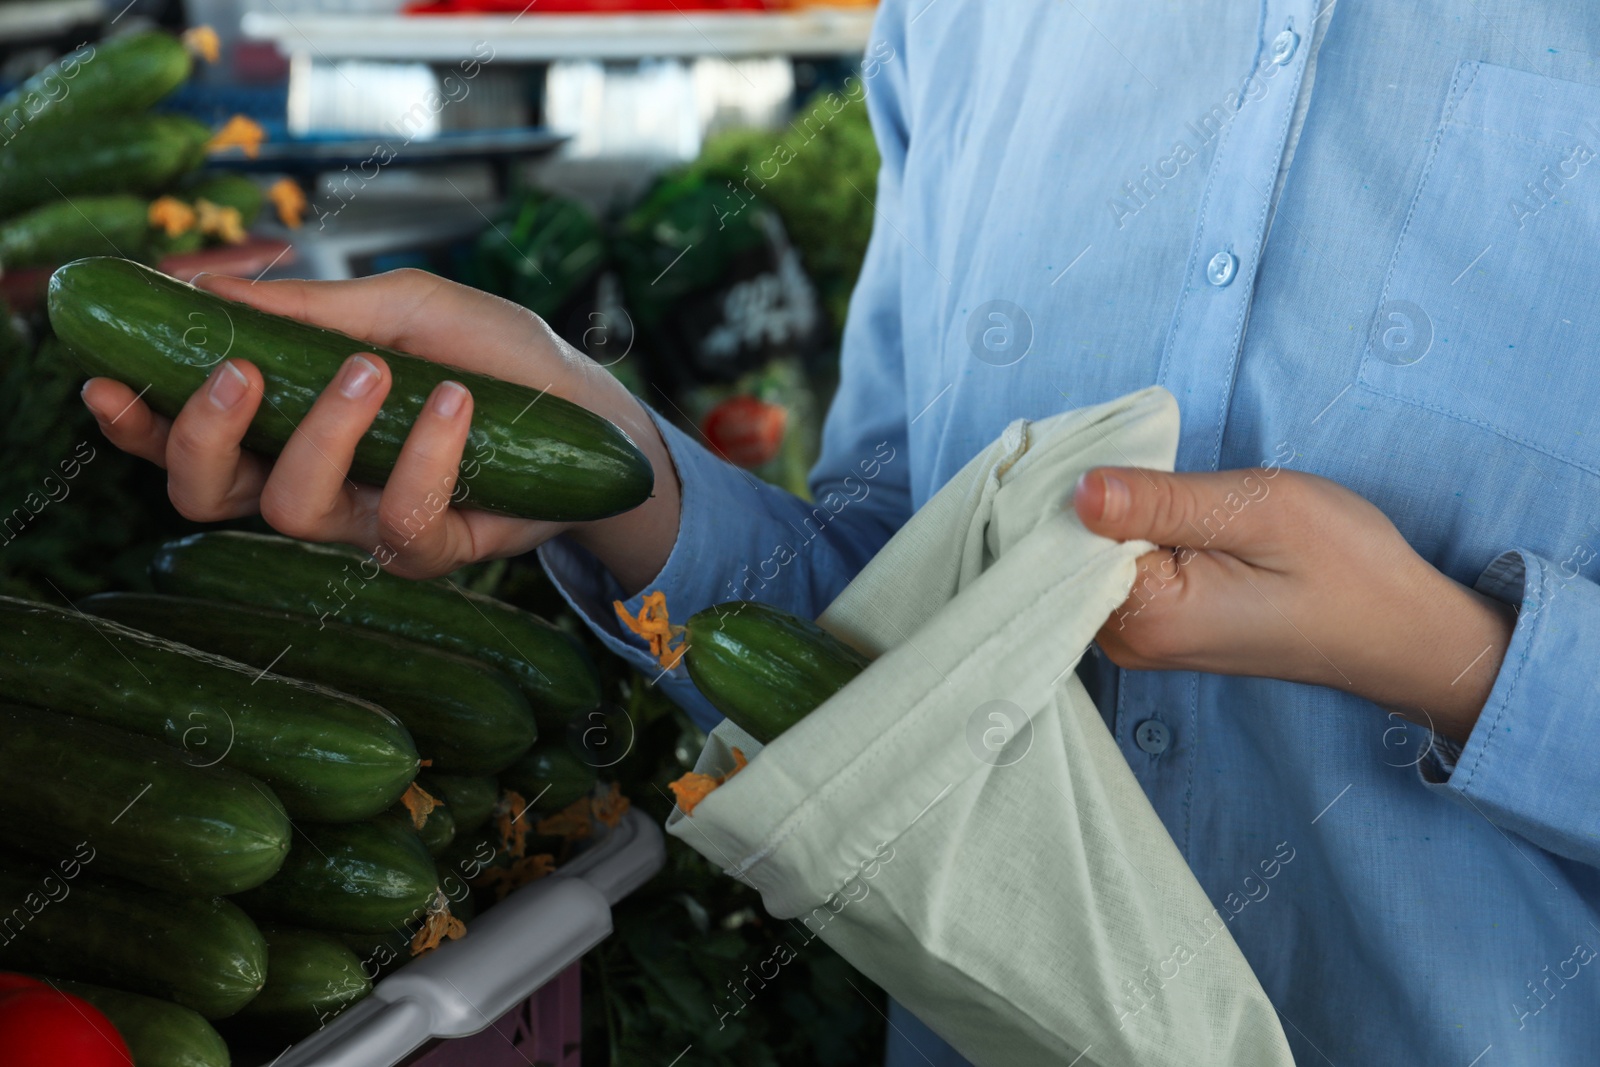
[0,32,265,273]
[0,532,611,1067]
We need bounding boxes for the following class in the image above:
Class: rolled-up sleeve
[1420,549,1600,867]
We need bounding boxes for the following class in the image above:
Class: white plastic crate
[252,808,664,1067]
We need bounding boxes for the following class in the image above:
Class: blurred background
[0,1,887,1063]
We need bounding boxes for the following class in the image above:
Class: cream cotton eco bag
[664,386,1294,1067]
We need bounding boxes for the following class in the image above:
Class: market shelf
[0,0,103,40]
[238,8,876,62]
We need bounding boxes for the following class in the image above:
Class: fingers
[369,381,471,574]
[1096,544,1267,672]
[1073,466,1289,554]
[163,360,272,521]
[81,377,171,467]
[257,354,390,541]
[253,362,485,580]
[86,346,524,578]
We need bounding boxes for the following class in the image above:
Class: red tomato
[701,395,788,469]
[0,986,132,1066]
[0,974,44,996]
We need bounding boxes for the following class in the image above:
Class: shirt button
[1205,251,1237,287]
[1134,719,1171,755]
[1270,27,1299,65]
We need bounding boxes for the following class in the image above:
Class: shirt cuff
[1418,549,1600,866]
[538,410,760,733]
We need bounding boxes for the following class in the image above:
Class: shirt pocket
[1360,61,1600,475]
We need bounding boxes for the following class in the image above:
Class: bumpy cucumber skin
[48,257,653,521]
[233,924,371,1040]
[419,772,499,835]
[84,592,538,775]
[339,887,476,983]
[0,115,210,216]
[338,879,480,983]
[0,595,419,822]
[0,196,152,269]
[0,33,190,138]
[390,798,458,856]
[235,815,440,934]
[499,743,598,812]
[46,978,231,1067]
[149,530,603,725]
[0,858,267,1019]
[0,704,290,895]
[684,601,871,744]
[418,802,457,855]
[340,928,411,981]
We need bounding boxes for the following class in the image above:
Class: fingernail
[339,355,380,399]
[431,381,468,419]
[1099,472,1131,522]
[209,361,248,409]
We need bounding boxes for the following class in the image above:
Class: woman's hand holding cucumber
[79,268,680,593]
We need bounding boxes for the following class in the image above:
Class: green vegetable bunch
[689,88,881,338]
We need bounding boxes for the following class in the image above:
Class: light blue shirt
[542,1,1600,1062]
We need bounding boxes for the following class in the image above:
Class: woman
[84,1,1600,1061]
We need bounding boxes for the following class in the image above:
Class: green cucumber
[0,115,210,217]
[418,801,457,855]
[443,873,479,922]
[336,880,478,981]
[336,876,479,982]
[0,857,266,1019]
[149,531,602,725]
[340,928,411,981]
[44,978,230,1067]
[157,227,207,258]
[235,816,440,934]
[419,772,499,835]
[182,172,264,227]
[0,704,290,895]
[435,829,499,886]
[392,797,457,856]
[0,595,419,822]
[233,925,370,1040]
[49,257,653,522]
[0,33,191,140]
[499,744,597,811]
[83,592,538,775]
[684,600,870,743]
[0,195,152,270]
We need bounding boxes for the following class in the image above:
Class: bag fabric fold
[666,386,1294,1067]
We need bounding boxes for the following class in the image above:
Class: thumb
[1073,466,1276,551]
